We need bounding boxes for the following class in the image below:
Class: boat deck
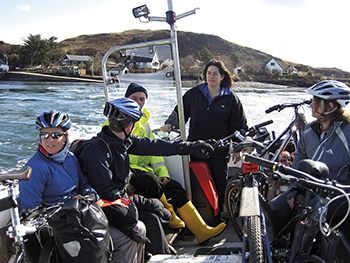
[150,220,243,262]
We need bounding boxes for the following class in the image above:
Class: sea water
[0,80,312,172]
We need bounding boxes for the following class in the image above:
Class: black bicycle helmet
[103,98,142,127]
[35,110,71,130]
[306,80,350,109]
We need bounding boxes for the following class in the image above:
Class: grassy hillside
[57,30,280,72]
[58,29,350,82]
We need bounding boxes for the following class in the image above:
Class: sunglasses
[39,132,67,139]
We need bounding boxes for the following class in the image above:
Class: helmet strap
[120,122,135,139]
[320,100,338,117]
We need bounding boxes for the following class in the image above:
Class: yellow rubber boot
[177,201,226,245]
[160,194,185,229]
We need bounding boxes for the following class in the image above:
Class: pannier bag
[48,196,111,263]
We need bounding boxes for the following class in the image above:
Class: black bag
[48,196,111,263]
[69,137,112,166]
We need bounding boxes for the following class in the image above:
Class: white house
[265,58,298,75]
[265,58,284,75]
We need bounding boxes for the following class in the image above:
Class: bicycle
[258,99,310,201]
[0,166,66,263]
[243,153,350,263]
[0,166,33,263]
[260,99,310,162]
[224,127,277,263]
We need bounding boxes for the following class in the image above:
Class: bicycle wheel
[225,179,277,242]
[38,236,63,263]
[225,179,243,241]
[247,215,263,263]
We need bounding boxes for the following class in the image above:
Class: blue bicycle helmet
[35,110,71,130]
[103,98,142,126]
[306,80,350,109]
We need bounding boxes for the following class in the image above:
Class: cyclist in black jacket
[78,97,215,256]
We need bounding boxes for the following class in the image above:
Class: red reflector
[242,162,259,173]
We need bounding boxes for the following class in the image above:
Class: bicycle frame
[259,100,310,201]
[260,99,310,162]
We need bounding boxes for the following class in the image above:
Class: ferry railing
[101,0,198,201]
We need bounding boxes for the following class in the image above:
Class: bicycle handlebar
[213,120,273,147]
[247,119,273,134]
[265,99,312,114]
[242,153,350,190]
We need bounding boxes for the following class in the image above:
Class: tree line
[0,34,64,70]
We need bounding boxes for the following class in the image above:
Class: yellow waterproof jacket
[102,108,170,180]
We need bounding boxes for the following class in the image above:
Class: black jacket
[165,83,247,157]
[79,127,191,201]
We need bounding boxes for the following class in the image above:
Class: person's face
[39,127,67,155]
[206,65,224,88]
[128,91,147,109]
[310,96,323,119]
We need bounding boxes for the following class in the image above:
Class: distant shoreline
[1,71,297,89]
[1,71,103,83]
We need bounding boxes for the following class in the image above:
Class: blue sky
[1,0,350,72]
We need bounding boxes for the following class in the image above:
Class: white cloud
[16,4,31,12]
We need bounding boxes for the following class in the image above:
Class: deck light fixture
[132,5,150,18]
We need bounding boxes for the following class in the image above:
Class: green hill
[58,29,350,82]
[58,29,276,73]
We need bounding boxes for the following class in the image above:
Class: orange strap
[96,197,131,208]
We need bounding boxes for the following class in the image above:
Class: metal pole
[167,0,192,201]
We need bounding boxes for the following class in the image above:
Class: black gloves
[83,192,97,202]
[177,140,215,159]
[120,224,150,244]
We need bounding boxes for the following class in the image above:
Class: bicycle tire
[225,179,277,242]
[247,215,263,263]
[38,236,63,263]
[225,179,243,241]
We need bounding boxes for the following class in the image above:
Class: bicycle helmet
[103,98,142,127]
[306,80,350,109]
[35,110,71,130]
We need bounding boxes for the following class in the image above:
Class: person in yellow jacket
[102,82,226,245]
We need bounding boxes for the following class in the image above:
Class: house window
[270,62,275,66]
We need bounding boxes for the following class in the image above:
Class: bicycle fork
[5,183,27,263]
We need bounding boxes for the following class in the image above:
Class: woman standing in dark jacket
[161,59,248,212]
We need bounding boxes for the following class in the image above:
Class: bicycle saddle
[296,159,329,179]
[0,166,32,182]
[233,136,265,153]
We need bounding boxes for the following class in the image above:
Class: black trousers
[130,169,188,209]
[139,210,170,255]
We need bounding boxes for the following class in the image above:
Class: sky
[1,0,350,72]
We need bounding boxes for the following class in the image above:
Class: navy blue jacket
[79,127,189,201]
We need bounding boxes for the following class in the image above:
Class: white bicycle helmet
[306,80,350,109]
